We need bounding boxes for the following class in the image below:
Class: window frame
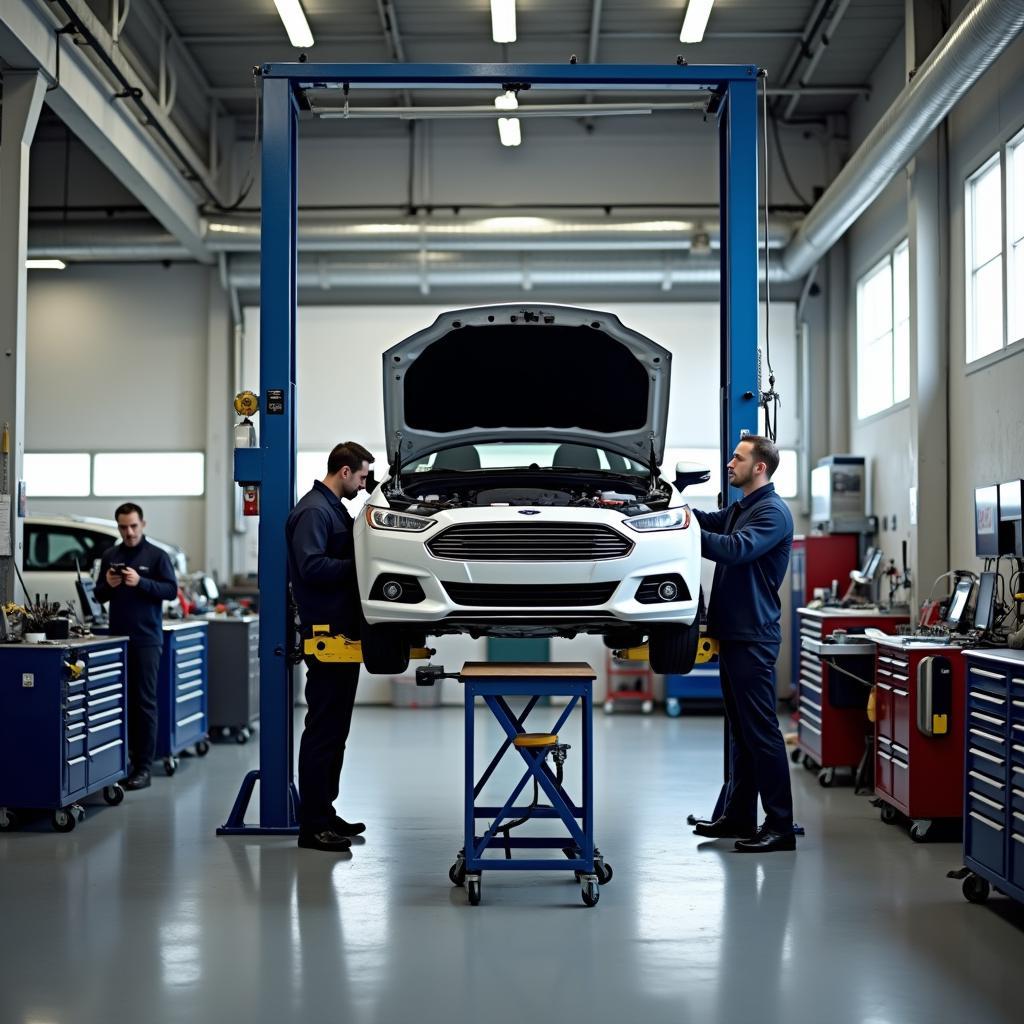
[965,152,1006,364]
[1007,126,1024,349]
[25,451,206,499]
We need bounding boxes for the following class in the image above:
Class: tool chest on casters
[156,622,210,775]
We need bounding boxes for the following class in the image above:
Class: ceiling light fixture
[495,90,521,147]
[274,0,314,49]
[26,259,67,270]
[491,0,517,44]
[679,0,714,43]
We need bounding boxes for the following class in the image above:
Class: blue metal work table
[223,60,761,836]
[449,662,610,907]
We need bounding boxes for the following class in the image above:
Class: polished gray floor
[2,705,1023,1024]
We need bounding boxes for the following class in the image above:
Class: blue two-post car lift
[218,61,761,840]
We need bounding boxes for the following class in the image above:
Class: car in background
[353,303,708,676]
[22,514,187,615]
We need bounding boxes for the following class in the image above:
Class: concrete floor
[1,705,1023,1024]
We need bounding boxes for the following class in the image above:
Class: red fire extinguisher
[242,484,260,517]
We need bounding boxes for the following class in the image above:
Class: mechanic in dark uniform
[286,441,374,852]
[690,435,796,852]
[94,502,179,791]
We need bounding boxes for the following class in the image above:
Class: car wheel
[647,619,700,674]
[360,623,411,675]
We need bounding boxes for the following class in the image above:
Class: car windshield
[403,442,649,476]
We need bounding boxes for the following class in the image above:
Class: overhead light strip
[495,90,521,147]
[274,0,314,48]
[491,0,517,44]
[26,260,67,270]
[679,0,715,44]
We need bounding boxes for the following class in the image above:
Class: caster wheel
[0,807,18,831]
[880,803,897,824]
[790,747,803,764]
[603,700,614,714]
[596,861,614,885]
[102,784,125,806]
[962,874,991,904]
[164,757,178,776]
[818,768,835,788]
[235,729,250,745]
[52,808,77,833]
[581,876,600,907]
[448,858,466,887]
[195,740,210,757]
[802,754,815,770]
[910,820,932,843]
[467,876,481,906]
[666,698,682,718]
[641,699,654,714]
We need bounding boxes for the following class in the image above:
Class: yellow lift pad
[304,625,434,664]
[613,636,719,665]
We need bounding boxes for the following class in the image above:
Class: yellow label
[932,713,948,735]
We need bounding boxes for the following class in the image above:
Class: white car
[22,514,187,615]
[353,303,708,675]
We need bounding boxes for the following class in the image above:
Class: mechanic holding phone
[94,502,179,790]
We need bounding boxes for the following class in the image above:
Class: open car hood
[383,304,671,470]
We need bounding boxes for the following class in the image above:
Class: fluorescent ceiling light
[26,259,66,270]
[679,0,714,43]
[495,90,520,146]
[274,0,314,48]
[491,0,517,44]
[494,90,518,111]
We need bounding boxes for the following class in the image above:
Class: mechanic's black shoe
[693,816,757,839]
[298,829,352,852]
[124,769,152,791]
[734,827,796,853]
[331,816,366,837]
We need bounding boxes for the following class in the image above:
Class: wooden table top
[460,662,596,679]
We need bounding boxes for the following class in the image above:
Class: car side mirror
[674,461,711,492]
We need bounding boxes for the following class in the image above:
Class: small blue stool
[448,662,613,907]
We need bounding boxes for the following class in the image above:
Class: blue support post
[219,75,300,835]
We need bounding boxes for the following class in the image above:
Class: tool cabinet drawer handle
[969,770,1004,789]
[970,728,1004,745]
[893,688,909,698]
[971,711,1006,727]
[175,692,203,705]
[1014,788,1024,799]
[67,755,87,767]
[972,691,1006,705]
[970,668,1005,681]
[1014,833,1024,845]
[970,790,1004,812]
[969,746,1004,765]
[892,758,908,771]
[176,711,204,727]
[878,751,892,761]
[1015,744,1024,755]
[88,696,122,713]
[89,738,123,757]
[88,668,123,685]
[88,719,123,736]
[89,647,123,661]
[177,657,203,671]
[176,642,205,656]
[877,682,893,692]
[800,680,823,696]
[969,811,1004,831]
[891,673,909,683]
[1012,677,1024,685]
[1012,700,1024,709]
[1014,810,1024,825]
[878,736,892,748]
[89,682,123,698]
[800,720,822,736]
[891,741,909,756]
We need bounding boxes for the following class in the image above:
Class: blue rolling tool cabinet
[156,622,211,775]
[0,638,129,832]
[448,662,612,908]
[665,658,723,717]
[953,649,1024,907]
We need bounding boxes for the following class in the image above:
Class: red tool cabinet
[873,638,966,841]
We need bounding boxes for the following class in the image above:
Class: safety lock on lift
[303,625,435,665]
[613,635,719,665]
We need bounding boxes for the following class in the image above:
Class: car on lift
[352,303,709,676]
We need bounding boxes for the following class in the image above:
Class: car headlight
[365,507,436,532]
[624,507,691,532]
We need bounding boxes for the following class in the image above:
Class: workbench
[0,637,130,832]
[449,662,612,907]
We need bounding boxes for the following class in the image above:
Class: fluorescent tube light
[494,91,518,111]
[497,118,521,147]
[274,0,314,48]
[679,0,714,43]
[26,259,66,270]
[491,0,517,44]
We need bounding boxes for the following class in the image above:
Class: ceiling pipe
[782,0,1024,279]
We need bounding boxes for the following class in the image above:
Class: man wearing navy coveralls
[691,435,796,852]
[286,442,373,852]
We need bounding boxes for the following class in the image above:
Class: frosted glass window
[972,257,1004,359]
[1009,131,1024,344]
[774,450,799,498]
[24,453,91,497]
[892,241,910,403]
[966,155,1005,362]
[93,453,205,497]
[856,247,907,419]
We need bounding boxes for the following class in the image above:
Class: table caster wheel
[879,803,897,824]
[818,768,835,788]
[448,856,466,887]
[467,875,481,906]
[596,860,614,885]
[603,699,614,714]
[802,754,815,770]
[103,784,125,806]
[790,747,803,764]
[52,807,77,833]
[164,756,178,776]
[641,699,654,714]
[962,874,990,904]
[235,728,250,745]
[0,807,18,831]
[581,875,600,907]
[910,819,932,843]
[666,698,682,718]
[195,740,210,757]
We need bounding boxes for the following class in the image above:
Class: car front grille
[441,581,618,607]
[426,523,633,561]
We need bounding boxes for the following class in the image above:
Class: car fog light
[382,581,404,601]
[657,580,678,601]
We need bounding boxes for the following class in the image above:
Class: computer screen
[944,578,974,631]
[200,576,219,601]
[77,577,105,623]
[974,571,998,633]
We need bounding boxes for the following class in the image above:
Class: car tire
[647,620,700,674]
[360,623,411,675]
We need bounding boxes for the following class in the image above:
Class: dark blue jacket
[286,480,361,638]
[94,538,178,647]
[693,483,794,644]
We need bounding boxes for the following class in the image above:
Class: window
[23,453,91,497]
[1009,129,1024,345]
[856,240,909,418]
[93,452,205,497]
[774,450,799,499]
[966,155,1004,362]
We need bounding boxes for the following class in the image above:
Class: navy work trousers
[718,640,794,832]
[126,644,161,773]
[297,656,360,835]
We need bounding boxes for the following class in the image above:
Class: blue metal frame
[223,62,761,834]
